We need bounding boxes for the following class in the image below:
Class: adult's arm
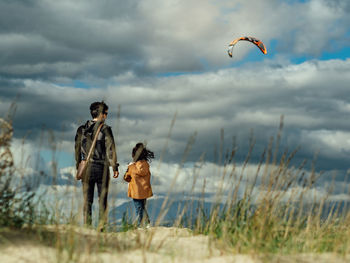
[74,126,83,169]
[104,126,119,171]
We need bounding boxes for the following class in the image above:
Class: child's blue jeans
[133,198,150,226]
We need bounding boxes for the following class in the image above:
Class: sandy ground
[0,226,349,263]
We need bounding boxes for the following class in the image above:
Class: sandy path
[0,226,348,263]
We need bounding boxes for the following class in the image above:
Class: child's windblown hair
[132,143,155,162]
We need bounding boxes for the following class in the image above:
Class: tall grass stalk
[2,107,350,261]
[182,118,350,255]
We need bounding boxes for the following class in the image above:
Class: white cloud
[1,0,350,216]
[4,58,349,172]
[301,130,350,157]
[0,0,349,79]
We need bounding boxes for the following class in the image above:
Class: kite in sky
[228,36,267,57]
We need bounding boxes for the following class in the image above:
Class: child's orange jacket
[124,160,153,199]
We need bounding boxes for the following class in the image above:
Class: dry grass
[1,109,350,262]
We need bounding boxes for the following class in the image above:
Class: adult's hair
[132,143,155,162]
[90,101,108,118]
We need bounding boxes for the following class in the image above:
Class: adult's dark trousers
[82,162,110,227]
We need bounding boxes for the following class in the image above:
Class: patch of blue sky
[40,149,75,169]
[54,80,92,89]
[156,72,194,77]
[72,80,91,89]
[320,46,350,60]
[283,0,309,4]
[290,46,350,65]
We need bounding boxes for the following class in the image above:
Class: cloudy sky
[1,0,350,213]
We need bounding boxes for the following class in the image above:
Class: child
[124,143,154,227]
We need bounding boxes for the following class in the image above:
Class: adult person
[75,101,119,230]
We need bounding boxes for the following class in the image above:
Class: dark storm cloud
[0,78,24,97]
[324,0,350,12]
[1,0,349,81]
[5,58,349,177]
[0,0,147,79]
[1,0,350,190]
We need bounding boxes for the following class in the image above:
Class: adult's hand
[113,170,119,178]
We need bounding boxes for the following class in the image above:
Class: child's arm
[123,163,133,182]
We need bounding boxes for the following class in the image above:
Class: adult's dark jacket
[75,120,118,177]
